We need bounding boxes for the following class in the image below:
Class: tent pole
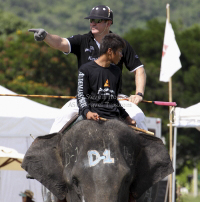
[172,126,177,202]
[164,177,169,202]
[0,171,1,202]
[169,77,173,202]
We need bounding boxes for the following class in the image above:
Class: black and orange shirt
[77,61,129,119]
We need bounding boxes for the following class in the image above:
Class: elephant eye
[72,177,82,195]
[72,178,78,187]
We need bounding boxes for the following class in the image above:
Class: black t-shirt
[67,31,143,92]
[77,61,129,119]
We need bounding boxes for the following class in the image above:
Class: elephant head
[22,119,173,202]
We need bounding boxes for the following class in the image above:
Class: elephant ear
[21,133,67,200]
[130,133,173,199]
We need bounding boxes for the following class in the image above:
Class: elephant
[22,119,173,202]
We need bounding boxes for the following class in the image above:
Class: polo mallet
[0,94,177,106]
[0,94,75,99]
[99,117,154,136]
[119,98,177,106]
[143,100,177,106]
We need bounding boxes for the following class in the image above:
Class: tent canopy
[173,102,200,131]
[0,85,60,136]
[0,85,61,202]
[172,103,200,202]
[0,146,24,170]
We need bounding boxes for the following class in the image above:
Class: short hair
[99,33,126,56]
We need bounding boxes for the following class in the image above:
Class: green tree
[1,0,200,37]
[0,30,78,107]
[0,11,31,37]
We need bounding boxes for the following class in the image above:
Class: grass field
[179,194,200,202]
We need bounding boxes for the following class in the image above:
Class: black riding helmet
[84,5,113,24]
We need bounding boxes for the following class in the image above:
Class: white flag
[159,20,182,82]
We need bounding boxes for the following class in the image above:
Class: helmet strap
[97,22,109,36]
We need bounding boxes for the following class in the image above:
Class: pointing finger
[28,29,40,33]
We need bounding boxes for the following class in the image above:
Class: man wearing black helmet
[29,5,147,133]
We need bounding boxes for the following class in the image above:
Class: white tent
[172,102,200,202]
[173,102,200,131]
[0,85,60,202]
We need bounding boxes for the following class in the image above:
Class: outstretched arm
[129,66,146,105]
[29,28,70,53]
[44,33,70,53]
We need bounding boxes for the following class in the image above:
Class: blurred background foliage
[0,0,200,183]
[1,0,200,36]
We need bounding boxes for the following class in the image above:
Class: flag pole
[166,4,173,202]
[160,4,181,201]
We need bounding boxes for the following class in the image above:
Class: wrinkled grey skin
[22,119,173,202]
[41,182,159,202]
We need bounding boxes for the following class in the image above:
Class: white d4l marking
[88,149,114,167]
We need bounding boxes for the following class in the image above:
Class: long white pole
[172,127,177,202]
[193,167,198,197]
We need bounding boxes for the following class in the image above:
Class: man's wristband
[136,92,144,98]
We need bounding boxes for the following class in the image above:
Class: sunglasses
[89,19,106,23]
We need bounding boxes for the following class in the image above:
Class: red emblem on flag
[162,44,168,57]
